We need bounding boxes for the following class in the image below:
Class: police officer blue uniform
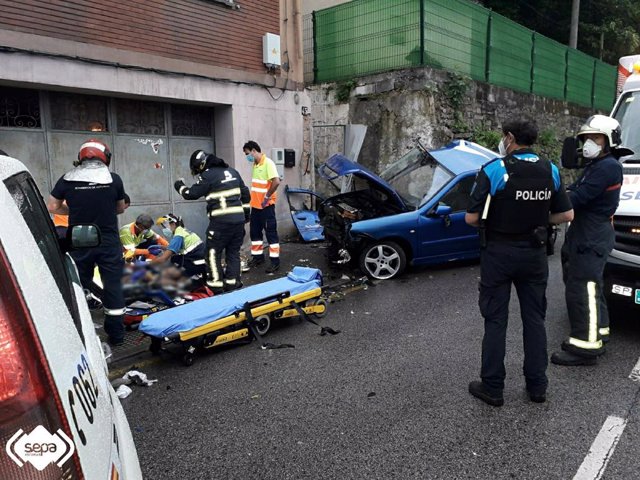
[48,139,127,346]
[552,115,624,366]
[466,119,573,406]
[174,151,251,293]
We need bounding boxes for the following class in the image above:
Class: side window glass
[439,176,476,212]
[4,172,83,334]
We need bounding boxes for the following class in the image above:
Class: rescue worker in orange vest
[119,212,168,261]
[243,140,281,273]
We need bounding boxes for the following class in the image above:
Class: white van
[0,154,142,478]
[605,55,640,313]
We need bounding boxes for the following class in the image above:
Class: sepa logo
[5,425,75,471]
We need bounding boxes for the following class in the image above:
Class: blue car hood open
[318,154,407,208]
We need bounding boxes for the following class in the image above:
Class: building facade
[0,0,307,237]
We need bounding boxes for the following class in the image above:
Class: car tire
[359,241,407,280]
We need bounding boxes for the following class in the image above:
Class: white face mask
[582,139,602,159]
[498,137,510,157]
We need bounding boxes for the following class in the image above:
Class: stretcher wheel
[183,353,195,367]
[310,298,328,318]
[255,314,271,336]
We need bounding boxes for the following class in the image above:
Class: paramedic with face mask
[551,115,624,366]
[465,119,573,406]
[151,214,206,277]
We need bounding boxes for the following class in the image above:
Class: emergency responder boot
[247,256,265,269]
[527,391,546,403]
[550,350,597,366]
[265,262,280,274]
[468,381,504,407]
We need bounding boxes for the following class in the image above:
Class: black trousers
[72,244,125,342]
[561,217,613,357]
[171,243,207,278]
[206,221,245,291]
[479,241,549,396]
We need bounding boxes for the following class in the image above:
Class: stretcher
[139,267,337,366]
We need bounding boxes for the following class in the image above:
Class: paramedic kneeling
[465,118,573,406]
[151,214,206,278]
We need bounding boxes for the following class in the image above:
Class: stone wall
[307,66,599,189]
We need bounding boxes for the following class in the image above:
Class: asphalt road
[122,253,640,480]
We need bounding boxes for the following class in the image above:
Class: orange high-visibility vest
[250,154,279,209]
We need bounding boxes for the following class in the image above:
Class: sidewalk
[97,239,364,372]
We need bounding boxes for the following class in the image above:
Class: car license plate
[612,284,633,297]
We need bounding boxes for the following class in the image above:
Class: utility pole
[569,0,580,48]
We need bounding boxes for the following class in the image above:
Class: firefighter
[47,139,127,346]
[552,115,625,366]
[119,213,168,260]
[151,214,206,278]
[243,140,281,273]
[174,151,250,293]
[466,119,574,406]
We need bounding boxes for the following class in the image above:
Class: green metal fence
[312,0,616,111]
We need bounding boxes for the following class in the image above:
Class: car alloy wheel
[359,241,407,280]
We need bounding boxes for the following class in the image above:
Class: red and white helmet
[78,139,112,166]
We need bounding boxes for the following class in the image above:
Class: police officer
[174,151,250,293]
[47,139,127,346]
[466,119,573,406]
[551,115,625,366]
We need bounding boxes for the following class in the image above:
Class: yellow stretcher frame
[151,286,328,366]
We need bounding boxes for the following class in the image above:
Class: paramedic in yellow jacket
[151,214,206,277]
[243,140,281,273]
[119,213,168,260]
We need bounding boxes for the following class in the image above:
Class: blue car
[318,139,497,279]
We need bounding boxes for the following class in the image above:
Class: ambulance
[604,55,640,312]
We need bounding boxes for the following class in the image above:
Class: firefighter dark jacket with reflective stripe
[567,153,623,219]
[177,166,250,224]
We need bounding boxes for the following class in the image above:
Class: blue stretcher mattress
[139,267,323,338]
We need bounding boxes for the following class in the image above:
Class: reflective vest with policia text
[172,226,203,255]
[480,151,555,245]
[250,154,279,209]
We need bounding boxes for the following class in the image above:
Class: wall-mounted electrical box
[263,33,281,68]
[271,148,285,179]
[284,149,295,168]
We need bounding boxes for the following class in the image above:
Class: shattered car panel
[317,140,496,279]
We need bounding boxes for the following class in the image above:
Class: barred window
[50,92,109,132]
[0,87,41,128]
[171,104,213,137]
[116,99,165,135]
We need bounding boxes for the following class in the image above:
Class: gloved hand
[148,245,164,256]
[124,250,136,261]
[261,195,271,208]
[174,178,186,193]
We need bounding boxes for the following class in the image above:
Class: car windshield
[379,148,454,208]
[613,90,640,161]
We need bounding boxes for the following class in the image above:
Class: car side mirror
[69,224,101,249]
[561,137,584,169]
[434,205,452,216]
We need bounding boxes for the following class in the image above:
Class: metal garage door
[0,86,217,239]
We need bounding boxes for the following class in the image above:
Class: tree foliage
[479,0,640,64]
